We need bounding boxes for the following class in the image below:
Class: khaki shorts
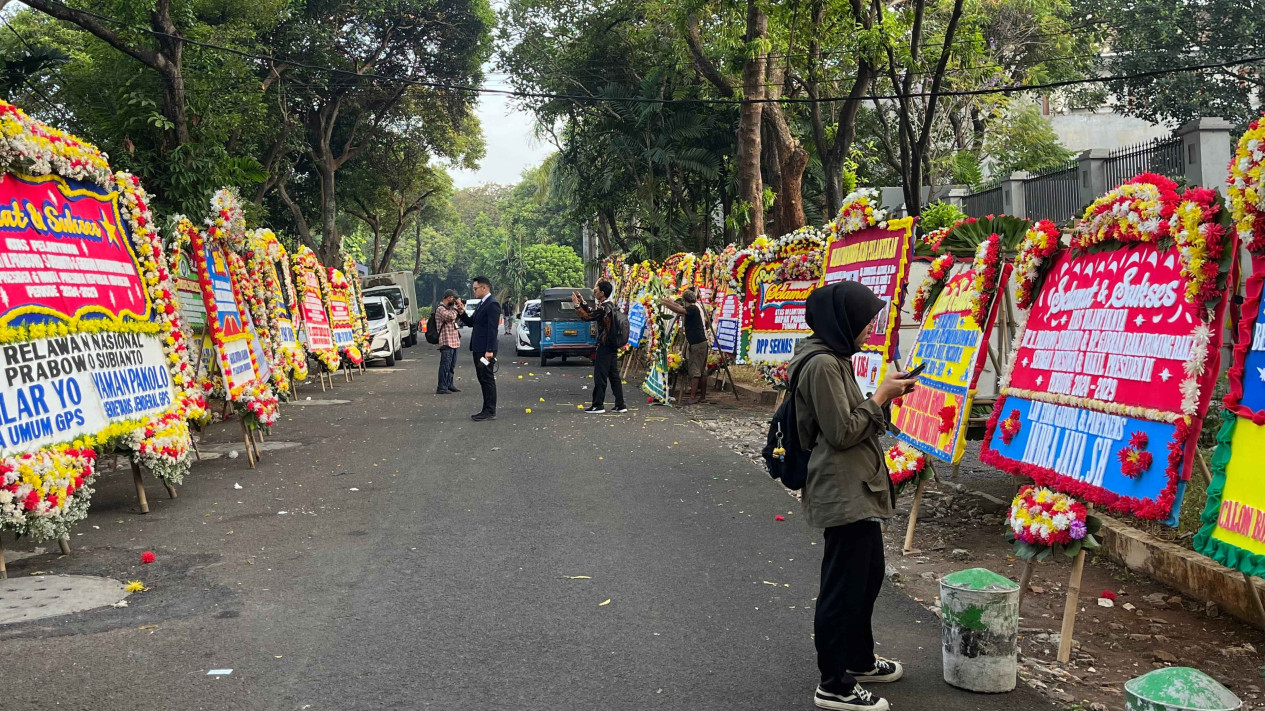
[687,341,709,378]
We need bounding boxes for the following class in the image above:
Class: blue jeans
[438,346,457,391]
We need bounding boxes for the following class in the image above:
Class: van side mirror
[404,297,410,306]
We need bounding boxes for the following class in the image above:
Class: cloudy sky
[449,90,553,188]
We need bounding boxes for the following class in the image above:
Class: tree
[519,243,584,298]
[983,104,1074,176]
[266,0,492,264]
[343,132,454,273]
[1083,0,1263,128]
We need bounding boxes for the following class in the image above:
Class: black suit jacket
[459,296,500,354]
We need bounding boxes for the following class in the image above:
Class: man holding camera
[459,276,500,421]
[573,280,627,414]
[434,290,464,395]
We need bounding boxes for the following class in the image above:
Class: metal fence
[1022,159,1079,224]
[963,183,1002,217]
[1103,136,1183,189]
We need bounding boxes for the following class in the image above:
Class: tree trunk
[764,103,807,236]
[737,0,768,245]
[316,160,340,266]
[413,222,423,275]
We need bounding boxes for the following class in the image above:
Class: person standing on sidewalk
[433,290,463,395]
[458,276,500,421]
[572,280,627,414]
[657,288,709,404]
[786,281,916,711]
[503,301,515,335]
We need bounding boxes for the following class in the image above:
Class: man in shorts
[658,288,710,405]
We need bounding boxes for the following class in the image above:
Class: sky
[449,91,553,189]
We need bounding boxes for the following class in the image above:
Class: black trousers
[473,353,497,414]
[816,519,884,692]
[591,346,625,408]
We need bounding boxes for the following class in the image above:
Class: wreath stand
[901,458,943,554]
[703,315,739,402]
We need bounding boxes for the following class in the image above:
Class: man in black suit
[458,275,500,421]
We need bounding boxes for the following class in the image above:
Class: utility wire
[22,0,1265,107]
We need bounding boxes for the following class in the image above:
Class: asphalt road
[0,336,1052,711]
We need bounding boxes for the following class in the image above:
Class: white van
[364,271,419,346]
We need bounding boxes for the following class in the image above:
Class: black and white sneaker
[814,684,889,711]
[848,658,904,683]
[584,406,606,414]
[611,406,629,413]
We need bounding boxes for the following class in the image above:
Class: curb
[944,482,1265,630]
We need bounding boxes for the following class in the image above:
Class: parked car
[364,295,402,366]
[515,299,541,356]
[364,283,415,347]
[537,288,597,366]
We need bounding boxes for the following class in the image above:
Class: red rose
[141,551,156,564]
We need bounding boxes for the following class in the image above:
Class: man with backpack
[572,280,628,414]
[658,288,710,405]
[431,290,463,395]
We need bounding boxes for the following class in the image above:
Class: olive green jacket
[787,337,895,529]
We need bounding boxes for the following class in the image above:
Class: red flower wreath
[1117,431,1154,479]
[999,409,1022,444]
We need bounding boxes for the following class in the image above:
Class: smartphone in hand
[904,361,928,378]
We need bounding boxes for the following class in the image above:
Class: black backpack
[761,352,830,490]
[424,310,440,345]
[605,302,629,347]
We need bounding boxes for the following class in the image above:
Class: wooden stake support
[1243,571,1265,632]
[1057,504,1093,663]
[240,419,258,467]
[58,536,70,555]
[164,480,179,499]
[131,460,150,514]
[0,530,7,579]
[1196,450,1214,486]
[903,477,928,555]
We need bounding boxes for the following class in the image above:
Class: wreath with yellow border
[291,246,341,373]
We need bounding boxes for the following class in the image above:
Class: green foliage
[1082,0,1264,128]
[919,202,968,232]
[519,243,584,297]
[984,105,1075,178]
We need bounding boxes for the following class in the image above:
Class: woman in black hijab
[786,281,916,711]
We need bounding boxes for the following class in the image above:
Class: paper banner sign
[626,301,647,349]
[749,279,814,364]
[192,240,260,393]
[983,242,1232,524]
[820,222,913,397]
[0,173,152,327]
[892,266,1008,464]
[298,269,333,351]
[329,288,355,348]
[735,260,781,364]
[0,174,176,454]
[713,293,740,354]
[172,251,207,332]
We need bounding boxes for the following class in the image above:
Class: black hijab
[804,281,885,357]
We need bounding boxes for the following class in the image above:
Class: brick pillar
[1176,117,1234,192]
[1001,172,1030,218]
[1077,148,1111,206]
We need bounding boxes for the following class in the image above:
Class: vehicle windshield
[524,302,541,318]
[367,289,403,310]
[365,302,387,320]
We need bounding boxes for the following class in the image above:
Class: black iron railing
[1023,159,1080,225]
[1103,136,1183,189]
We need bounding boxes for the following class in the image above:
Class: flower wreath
[248,229,308,383]
[343,253,371,354]
[207,187,247,252]
[1006,486,1102,560]
[726,226,827,290]
[983,173,1235,521]
[756,362,789,390]
[1071,173,1179,250]
[1013,219,1061,309]
[828,187,889,237]
[1227,113,1265,253]
[967,233,1003,323]
[884,443,931,495]
[0,101,201,537]
[291,246,340,373]
[911,254,955,321]
[327,267,362,366]
[228,244,290,398]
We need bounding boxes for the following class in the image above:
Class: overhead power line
[21,0,1265,108]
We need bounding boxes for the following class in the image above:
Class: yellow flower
[124,581,146,593]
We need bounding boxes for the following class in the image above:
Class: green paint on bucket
[1125,668,1241,711]
[942,604,988,631]
[942,568,1018,592]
